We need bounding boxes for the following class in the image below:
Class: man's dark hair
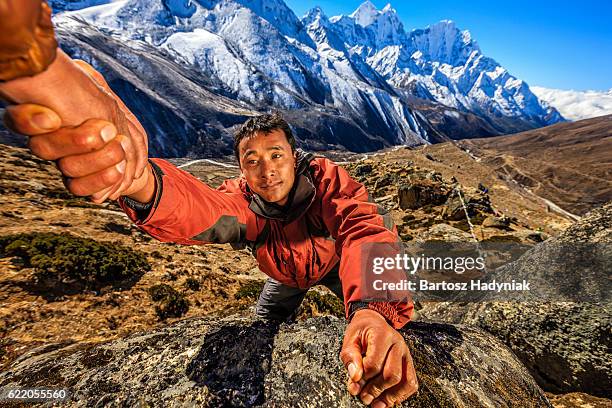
[234,111,296,163]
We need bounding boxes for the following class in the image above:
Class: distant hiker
[0,3,419,404]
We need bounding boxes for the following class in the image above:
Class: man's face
[238,129,297,206]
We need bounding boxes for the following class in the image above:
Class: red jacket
[119,150,412,329]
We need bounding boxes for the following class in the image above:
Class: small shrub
[148,284,189,320]
[149,250,164,259]
[0,232,150,289]
[184,277,200,291]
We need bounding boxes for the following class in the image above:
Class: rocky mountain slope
[421,202,611,397]
[460,115,612,216]
[0,139,607,406]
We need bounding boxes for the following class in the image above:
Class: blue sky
[285,0,612,91]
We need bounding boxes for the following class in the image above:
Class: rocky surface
[0,315,553,407]
[546,392,612,408]
[340,144,572,241]
[421,203,612,397]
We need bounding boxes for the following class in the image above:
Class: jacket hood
[243,149,316,223]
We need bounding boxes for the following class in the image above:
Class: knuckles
[66,167,122,197]
[339,350,353,364]
[100,140,125,165]
[65,179,87,197]
[383,371,402,386]
[363,361,383,376]
[72,129,102,152]
[365,383,384,398]
[99,167,123,186]
[56,141,124,178]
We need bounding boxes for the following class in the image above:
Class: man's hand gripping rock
[341,309,418,407]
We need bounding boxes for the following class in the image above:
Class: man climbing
[0,1,418,406]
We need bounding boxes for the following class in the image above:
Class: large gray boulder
[0,315,551,407]
[421,202,612,397]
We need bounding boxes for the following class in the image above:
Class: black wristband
[122,195,154,211]
[120,160,164,220]
[348,301,370,321]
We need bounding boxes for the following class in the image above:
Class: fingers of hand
[128,121,148,179]
[74,59,149,179]
[4,104,61,135]
[347,377,366,397]
[90,185,116,204]
[28,119,117,160]
[102,87,148,179]
[340,337,364,383]
[360,343,403,405]
[371,352,419,408]
[362,332,392,381]
[64,164,124,197]
[109,134,136,200]
[57,138,125,178]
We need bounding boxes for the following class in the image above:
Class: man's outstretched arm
[4,103,255,246]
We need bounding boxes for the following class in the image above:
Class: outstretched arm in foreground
[0,0,148,201]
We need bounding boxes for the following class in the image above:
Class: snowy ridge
[531,87,612,121]
[322,10,562,127]
[52,0,565,152]
[56,0,433,146]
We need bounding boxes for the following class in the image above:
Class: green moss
[149,250,164,259]
[301,291,345,318]
[234,280,265,300]
[148,284,189,320]
[0,232,150,289]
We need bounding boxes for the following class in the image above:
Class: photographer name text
[372,279,531,292]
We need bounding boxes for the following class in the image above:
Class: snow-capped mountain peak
[350,0,379,27]
[381,3,394,13]
[302,6,326,25]
[329,0,405,50]
[409,20,480,65]
[347,0,403,33]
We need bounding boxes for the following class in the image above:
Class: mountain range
[45,0,565,157]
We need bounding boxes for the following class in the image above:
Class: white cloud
[531,86,612,121]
